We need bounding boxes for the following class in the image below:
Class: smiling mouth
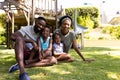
[38,27,41,30]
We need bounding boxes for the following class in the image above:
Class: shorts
[24,47,39,60]
[24,47,31,60]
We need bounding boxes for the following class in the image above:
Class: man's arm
[11,31,23,41]
[11,31,37,49]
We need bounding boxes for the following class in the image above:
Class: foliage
[102,25,120,39]
[65,7,100,30]
[77,15,94,31]
[0,14,6,44]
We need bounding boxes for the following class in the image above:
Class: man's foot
[9,63,19,73]
[19,72,30,80]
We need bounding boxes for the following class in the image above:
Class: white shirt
[53,43,64,54]
[19,26,39,50]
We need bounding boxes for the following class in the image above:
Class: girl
[53,32,74,62]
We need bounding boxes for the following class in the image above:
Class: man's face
[34,20,46,33]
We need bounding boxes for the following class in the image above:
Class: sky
[58,0,120,15]
[57,0,120,22]
[0,0,120,20]
[0,0,120,14]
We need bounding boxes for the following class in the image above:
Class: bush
[0,14,6,44]
[65,7,100,29]
[102,26,120,39]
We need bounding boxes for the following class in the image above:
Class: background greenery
[65,7,100,30]
[0,14,6,44]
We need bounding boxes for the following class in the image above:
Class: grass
[0,40,120,80]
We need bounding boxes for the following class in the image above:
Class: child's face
[54,35,61,44]
[42,27,50,38]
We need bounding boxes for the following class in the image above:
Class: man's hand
[32,41,38,50]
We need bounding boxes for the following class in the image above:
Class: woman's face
[61,19,71,35]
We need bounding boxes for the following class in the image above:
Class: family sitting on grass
[8,15,94,80]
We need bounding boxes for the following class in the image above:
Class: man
[8,17,56,80]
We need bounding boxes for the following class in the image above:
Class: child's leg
[57,54,74,62]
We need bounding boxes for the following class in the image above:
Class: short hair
[37,17,46,22]
[59,15,73,26]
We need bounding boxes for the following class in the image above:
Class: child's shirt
[53,43,63,54]
[40,36,50,50]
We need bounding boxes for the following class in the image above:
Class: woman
[54,15,94,62]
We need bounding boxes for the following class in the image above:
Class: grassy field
[0,40,120,80]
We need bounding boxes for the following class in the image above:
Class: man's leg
[14,37,26,74]
[14,37,30,80]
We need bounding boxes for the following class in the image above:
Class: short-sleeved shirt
[54,29,76,53]
[19,26,39,50]
[53,43,64,54]
[40,36,50,50]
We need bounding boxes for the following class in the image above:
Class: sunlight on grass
[107,72,120,80]
[48,67,71,75]
[102,51,120,56]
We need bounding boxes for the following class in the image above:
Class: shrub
[102,26,120,39]
[0,14,6,44]
[65,7,100,30]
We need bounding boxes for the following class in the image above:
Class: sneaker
[19,72,30,80]
[9,63,19,73]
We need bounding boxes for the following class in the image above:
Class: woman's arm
[72,38,86,61]
[72,38,94,62]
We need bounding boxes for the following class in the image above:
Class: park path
[84,40,120,47]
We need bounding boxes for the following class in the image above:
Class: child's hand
[39,51,43,60]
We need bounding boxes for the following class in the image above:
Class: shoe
[9,63,19,73]
[19,72,30,80]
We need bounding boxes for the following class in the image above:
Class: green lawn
[0,40,120,80]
